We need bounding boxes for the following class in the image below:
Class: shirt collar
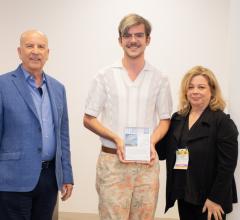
[111,60,152,71]
[21,65,46,86]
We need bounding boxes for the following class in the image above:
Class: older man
[0,30,73,220]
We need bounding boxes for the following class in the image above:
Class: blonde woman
[156,66,238,220]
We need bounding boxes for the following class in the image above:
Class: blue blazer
[0,65,73,192]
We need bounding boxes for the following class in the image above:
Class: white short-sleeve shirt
[85,61,172,148]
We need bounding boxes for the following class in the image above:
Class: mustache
[126,43,141,48]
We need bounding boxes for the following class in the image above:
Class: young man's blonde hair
[118,13,151,38]
[178,66,226,115]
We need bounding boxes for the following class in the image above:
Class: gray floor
[59,212,178,220]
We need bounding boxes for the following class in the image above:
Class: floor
[58,212,178,220]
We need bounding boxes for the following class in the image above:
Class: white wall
[227,0,240,219]
[0,0,236,218]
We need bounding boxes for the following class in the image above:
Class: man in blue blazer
[0,30,74,220]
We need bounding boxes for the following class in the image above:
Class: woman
[156,66,238,220]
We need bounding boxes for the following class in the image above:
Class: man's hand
[149,141,157,166]
[115,137,126,163]
[61,184,73,201]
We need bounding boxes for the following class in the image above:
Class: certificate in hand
[124,127,150,162]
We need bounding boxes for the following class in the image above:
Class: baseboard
[59,212,178,220]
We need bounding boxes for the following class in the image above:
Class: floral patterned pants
[96,151,160,220]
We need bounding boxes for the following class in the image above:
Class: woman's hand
[202,199,225,220]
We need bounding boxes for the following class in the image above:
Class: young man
[84,14,172,220]
[0,30,73,220]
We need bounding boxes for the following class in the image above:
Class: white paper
[124,127,150,161]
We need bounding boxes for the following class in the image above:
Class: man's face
[18,31,49,75]
[119,24,150,59]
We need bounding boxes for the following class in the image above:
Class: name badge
[174,148,189,170]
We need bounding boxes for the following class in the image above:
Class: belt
[42,160,54,169]
[102,146,117,154]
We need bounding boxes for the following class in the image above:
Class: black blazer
[156,107,238,213]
